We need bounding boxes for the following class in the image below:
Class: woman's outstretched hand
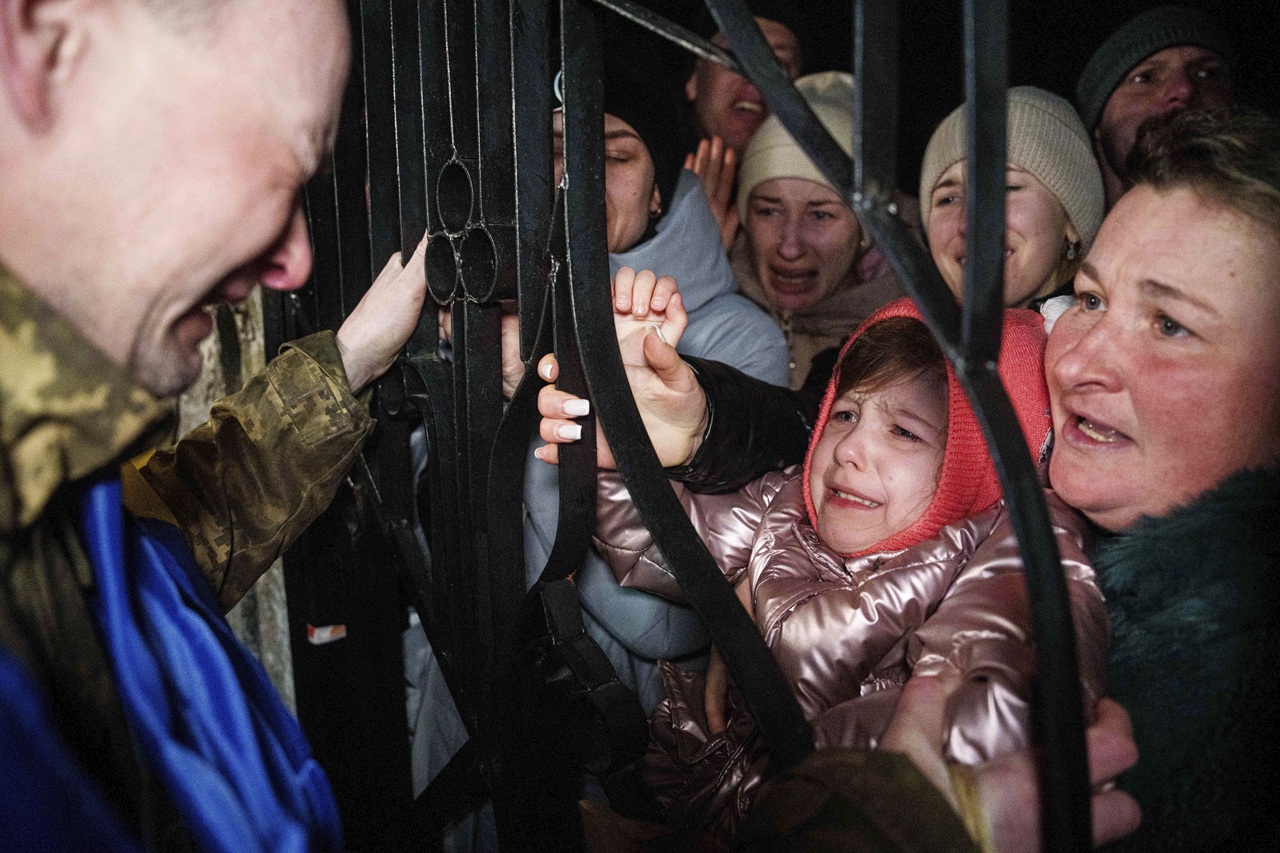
[535,267,708,469]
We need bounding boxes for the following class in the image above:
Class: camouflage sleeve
[738,748,981,852]
[139,331,375,611]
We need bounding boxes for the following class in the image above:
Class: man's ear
[684,66,698,103]
[0,0,82,129]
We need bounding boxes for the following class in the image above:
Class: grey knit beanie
[737,71,853,222]
[1075,6,1235,131]
[918,86,1105,251]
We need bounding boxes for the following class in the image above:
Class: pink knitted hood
[801,297,1051,558]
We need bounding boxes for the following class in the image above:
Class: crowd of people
[0,1,1275,852]
[534,3,1278,852]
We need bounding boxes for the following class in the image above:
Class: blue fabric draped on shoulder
[79,478,343,853]
[0,650,141,851]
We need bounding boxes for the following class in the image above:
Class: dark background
[603,0,1280,192]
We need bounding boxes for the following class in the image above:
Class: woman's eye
[933,193,958,208]
[892,425,921,442]
[1080,293,1103,312]
[1156,313,1190,338]
[812,210,834,222]
[832,409,856,423]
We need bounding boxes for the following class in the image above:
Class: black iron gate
[265,1,1091,850]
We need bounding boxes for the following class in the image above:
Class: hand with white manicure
[534,268,705,469]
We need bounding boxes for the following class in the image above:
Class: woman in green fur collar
[1044,108,1280,851]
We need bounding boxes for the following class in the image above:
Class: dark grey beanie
[1075,6,1235,131]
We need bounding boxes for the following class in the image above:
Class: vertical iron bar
[459,298,503,725]
[391,0,443,380]
[852,0,899,205]
[391,0,429,262]
[421,0,452,240]
[333,1,374,319]
[447,299,482,713]
[300,174,340,342]
[960,0,1008,362]
[363,0,401,271]
[474,0,520,303]
[510,0,555,361]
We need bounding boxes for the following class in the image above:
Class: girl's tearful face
[809,373,948,555]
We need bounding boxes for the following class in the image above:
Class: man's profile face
[1094,45,1232,188]
[684,17,800,156]
[86,0,349,396]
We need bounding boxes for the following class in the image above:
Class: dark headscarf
[602,72,684,220]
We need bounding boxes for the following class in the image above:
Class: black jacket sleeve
[665,357,816,494]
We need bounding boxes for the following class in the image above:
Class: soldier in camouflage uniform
[0,266,386,847]
[0,0,426,849]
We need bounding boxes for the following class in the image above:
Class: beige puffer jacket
[593,468,1108,837]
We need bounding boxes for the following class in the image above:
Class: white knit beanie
[918,86,1104,251]
[736,71,854,222]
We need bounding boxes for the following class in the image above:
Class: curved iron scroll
[706,1,1091,850]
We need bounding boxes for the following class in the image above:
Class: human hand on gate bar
[534,267,707,469]
[880,674,1141,852]
[336,232,429,394]
[438,300,523,400]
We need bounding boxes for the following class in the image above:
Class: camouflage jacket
[0,267,374,842]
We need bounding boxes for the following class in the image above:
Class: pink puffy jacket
[593,467,1109,837]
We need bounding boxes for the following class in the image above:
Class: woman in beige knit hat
[732,71,906,391]
[920,86,1104,310]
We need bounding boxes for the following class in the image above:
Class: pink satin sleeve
[910,489,1107,763]
[591,467,797,603]
[807,491,1108,765]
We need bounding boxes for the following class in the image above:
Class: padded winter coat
[593,467,1109,836]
